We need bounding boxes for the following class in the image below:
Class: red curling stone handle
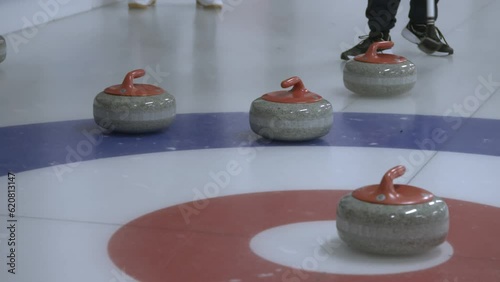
[281,76,308,99]
[365,41,394,60]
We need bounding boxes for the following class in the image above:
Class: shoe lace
[352,35,370,47]
[360,32,388,41]
[433,26,450,46]
[422,25,450,47]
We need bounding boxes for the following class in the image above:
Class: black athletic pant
[366,0,439,33]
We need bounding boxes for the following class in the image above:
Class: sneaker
[197,0,223,9]
[401,22,454,55]
[128,0,156,9]
[340,31,391,60]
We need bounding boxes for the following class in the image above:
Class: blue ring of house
[1,112,499,176]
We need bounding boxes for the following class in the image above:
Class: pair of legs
[128,0,223,9]
[341,0,453,60]
[366,0,438,33]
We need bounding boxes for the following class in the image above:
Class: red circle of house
[108,190,500,281]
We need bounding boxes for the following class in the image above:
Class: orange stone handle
[103,69,165,96]
[280,76,308,99]
[119,69,145,95]
[260,76,322,103]
[351,165,433,205]
[365,41,394,60]
[378,165,406,197]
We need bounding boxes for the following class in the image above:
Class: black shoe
[340,31,391,60]
[401,22,454,55]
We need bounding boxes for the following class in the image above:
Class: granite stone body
[336,194,449,255]
[0,36,6,63]
[93,91,176,134]
[343,60,417,96]
[249,98,333,141]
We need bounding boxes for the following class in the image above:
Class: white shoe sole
[401,28,421,45]
[402,27,453,56]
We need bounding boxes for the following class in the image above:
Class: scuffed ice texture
[93,91,176,134]
[249,98,333,141]
[343,60,417,96]
[336,195,449,255]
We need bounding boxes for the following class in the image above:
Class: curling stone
[336,165,449,255]
[249,76,333,141]
[93,69,176,134]
[343,41,416,96]
[0,36,6,63]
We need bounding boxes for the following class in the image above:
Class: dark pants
[366,0,439,33]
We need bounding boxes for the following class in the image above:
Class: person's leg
[401,0,453,55]
[408,0,439,23]
[366,0,401,33]
[341,0,400,60]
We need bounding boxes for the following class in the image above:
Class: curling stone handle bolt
[281,76,308,99]
[120,69,146,95]
[378,165,406,198]
[365,41,394,60]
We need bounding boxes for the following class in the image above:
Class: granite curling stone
[0,36,6,63]
[93,69,176,134]
[343,41,416,96]
[249,76,333,141]
[336,165,449,255]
